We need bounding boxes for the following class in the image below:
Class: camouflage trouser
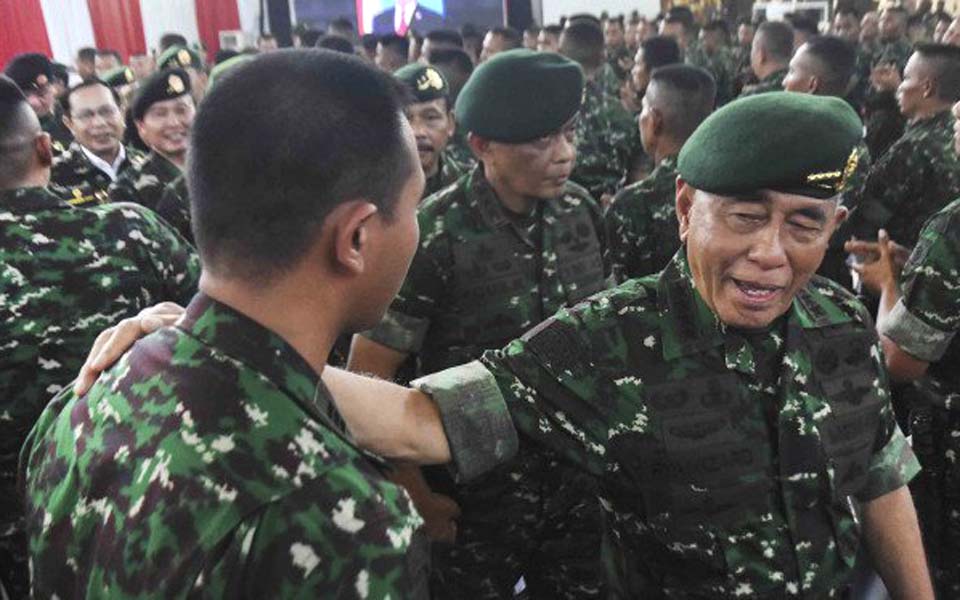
[428,442,605,599]
[909,395,960,599]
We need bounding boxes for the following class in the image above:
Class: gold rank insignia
[124,67,134,83]
[168,74,186,95]
[416,67,444,92]
[838,147,860,191]
[178,48,192,67]
[67,188,95,206]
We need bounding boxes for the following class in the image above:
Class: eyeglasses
[72,104,120,123]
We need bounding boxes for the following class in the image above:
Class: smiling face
[65,83,125,159]
[678,184,846,329]
[136,95,195,159]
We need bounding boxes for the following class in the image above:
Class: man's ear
[36,132,53,168]
[832,203,849,230]
[446,110,456,138]
[331,201,381,275]
[923,77,937,99]
[467,132,490,162]
[808,75,821,94]
[675,178,695,242]
[62,114,76,137]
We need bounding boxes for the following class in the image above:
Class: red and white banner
[1,0,254,71]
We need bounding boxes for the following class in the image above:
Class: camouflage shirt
[50,142,145,208]
[21,293,429,599]
[417,250,920,597]
[155,175,193,244]
[571,77,644,200]
[109,151,182,211]
[604,155,680,282]
[844,110,960,247]
[686,46,736,106]
[0,186,199,598]
[364,165,611,598]
[423,151,469,200]
[739,67,788,97]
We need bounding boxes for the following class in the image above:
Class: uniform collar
[0,186,70,213]
[79,143,127,181]
[142,151,182,179]
[906,109,953,133]
[656,249,851,363]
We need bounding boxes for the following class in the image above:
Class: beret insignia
[167,74,186,94]
[124,67,134,83]
[417,67,444,92]
[177,49,192,67]
[839,147,860,192]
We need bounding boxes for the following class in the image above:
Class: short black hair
[802,35,857,96]
[160,33,188,51]
[640,36,682,70]
[490,27,522,48]
[664,6,695,32]
[756,21,795,62]
[189,50,414,281]
[525,25,541,36]
[77,47,96,63]
[567,14,601,28]
[648,64,716,139]
[60,79,121,116]
[50,63,69,87]
[916,43,960,101]
[0,75,38,187]
[560,21,605,71]
[214,49,240,65]
[787,14,819,37]
[543,24,563,37]
[426,29,463,48]
[379,34,410,58]
[300,29,323,48]
[428,48,474,77]
[606,17,624,30]
[318,35,355,54]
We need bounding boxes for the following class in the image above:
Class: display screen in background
[294,0,503,35]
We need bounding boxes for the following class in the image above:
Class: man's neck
[2,170,50,192]
[757,62,786,81]
[199,275,339,376]
[424,157,441,179]
[484,168,539,215]
[158,150,186,169]
[88,144,120,165]
[907,104,951,124]
[653,141,681,165]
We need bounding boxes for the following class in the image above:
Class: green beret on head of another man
[676,91,863,328]
[101,66,136,89]
[394,63,458,190]
[156,45,207,102]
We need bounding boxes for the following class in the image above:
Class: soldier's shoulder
[419,173,470,219]
[804,275,874,328]
[559,180,601,211]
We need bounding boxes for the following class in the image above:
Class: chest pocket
[554,211,607,304]
[812,330,884,497]
[451,232,530,345]
[612,375,773,530]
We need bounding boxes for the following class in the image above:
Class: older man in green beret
[349,49,609,597]
[109,69,194,211]
[394,63,471,200]
[333,92,932,598]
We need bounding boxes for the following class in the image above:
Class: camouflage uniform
[21,293,429,599]
[363,165,610,598]
[39,107,73,156]
[417,249,920,597]
[571,77,644,200]
[155,176,193,244]
[109,150,182,211]
[50,142,145,208]
[686,46,735,106]
[444,130,475,170]
[739,67,788,97]
[604,154,680,281]
[423,151,469,200]
[843,110,960,247]
[879,198,960,598]
[0,187,199,599]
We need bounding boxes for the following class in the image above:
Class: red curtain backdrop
[0,0,52,69]
[86,0,146,62]
[195,0,241,61]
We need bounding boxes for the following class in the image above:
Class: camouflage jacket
[423,151,469,200]
[39,108,73,157]
[881,197,960,394]
[109,151,182,211]
[416,250,920,598]
[50,142,145,208]
[844,110,960,247]
[0,187,199,599]
[571,76,644,200]
[871,38,914,71]
[155,175,193,244]
[604,155,680,282]
[21,293,429,599]
[606,45,632,82]
[364,165,610,375]
[444,130,475,170]
[686,46,736,106]
[739,67,788,97]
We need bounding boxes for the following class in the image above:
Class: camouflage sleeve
[361,234,448,354]
[116,203,200,305]
[855,338,921,502]
[414,300,615,482]
[198,471,427,598]
[844,137,922,241]
[603,189,647,283]
[879,201,960,362]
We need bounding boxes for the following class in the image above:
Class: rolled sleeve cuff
[411,360,518,483]
[361,309,430,354]
[879,298,955,363]
[856,424,921,503]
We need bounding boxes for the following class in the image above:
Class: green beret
[208,54,254,89]
[132,68,191,120]
[158,45,203,71]
[394,63,448,103]
[454,49,584,143]
[102,66,135,87]
[4,53,53,92]
[678,92,863,199]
